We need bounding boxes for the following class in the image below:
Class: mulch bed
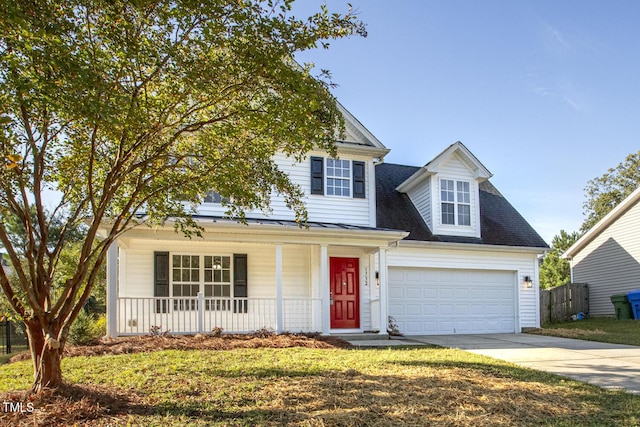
[0,383,152,427]
[7,332,351,363]
[1,333,351,426]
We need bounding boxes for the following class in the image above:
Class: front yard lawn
[530,317,640,346]
[1,341,639,426]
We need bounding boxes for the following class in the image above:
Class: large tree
[582,150,640,232]
[539,230,581,289]
[0,0,365,393]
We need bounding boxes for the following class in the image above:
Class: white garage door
[389,268,516,335]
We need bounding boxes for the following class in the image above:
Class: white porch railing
[116,294,322,335]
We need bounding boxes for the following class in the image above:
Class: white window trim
[325,158,352,198]
[170,253,233,302]
[440,178,472,227]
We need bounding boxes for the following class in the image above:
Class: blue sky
[293,1,640,243]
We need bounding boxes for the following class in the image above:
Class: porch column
[320,244,330,335]
[378,247,388,336]
[275,244,283,334]
[106,242,118,338]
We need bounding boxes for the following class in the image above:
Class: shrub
[68,311,104,345]
[91,315,106,338]
[149,325,170,336]
[387,316,402,336]
[251,327,275,338]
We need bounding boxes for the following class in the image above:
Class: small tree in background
[539,230,581,289]
[0,0,365,394]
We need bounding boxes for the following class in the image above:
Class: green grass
[1,346,639,426]
[0,345,28,365]
[534,317,640,346]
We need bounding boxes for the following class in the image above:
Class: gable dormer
[395,142,492,239]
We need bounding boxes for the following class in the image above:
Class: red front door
[330,257,360,329]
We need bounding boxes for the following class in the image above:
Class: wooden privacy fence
[540,283,589,324]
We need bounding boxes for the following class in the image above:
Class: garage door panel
[406,288,421,299]
[406,269,422,282]
[389,269,404,281]
[439,288,455,299]
[406,304,422,315]
[389,268,516,335]
[423,288,438,298]
[389,303,405,315]
[423,303,438,314]
[439,303,454,315]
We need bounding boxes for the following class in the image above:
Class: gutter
[397,239,548,254]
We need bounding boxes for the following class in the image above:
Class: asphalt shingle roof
[375,162,548,248]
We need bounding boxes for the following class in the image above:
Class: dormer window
[441,179,471,226]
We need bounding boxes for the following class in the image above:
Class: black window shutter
[353,161,366,198]
[154,252,169,313]
[310,156,324,195]
[233,254,248,313]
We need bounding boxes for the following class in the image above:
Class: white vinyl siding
[406,177,433,230]
[119,240,312,300]
[572,201,640,316]
[197,151,374,227]
[388,246,540,330]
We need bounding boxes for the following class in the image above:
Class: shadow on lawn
[145,367,636,426]
[3,363,639,426]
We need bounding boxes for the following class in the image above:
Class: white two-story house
[102,104,547,337]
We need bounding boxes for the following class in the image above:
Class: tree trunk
[25,320,64,394]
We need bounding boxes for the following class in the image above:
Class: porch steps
[332,333,389,341]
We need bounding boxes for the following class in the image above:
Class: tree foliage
[582,150,640,232]
[0,0,364,392]
[539,230,581,289]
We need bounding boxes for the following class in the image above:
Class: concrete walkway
[408,333,640,394]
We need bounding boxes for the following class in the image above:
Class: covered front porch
[104,218,407,337]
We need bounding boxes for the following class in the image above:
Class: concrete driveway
[409,333,640,394]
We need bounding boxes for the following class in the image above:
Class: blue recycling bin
[627,290,640,320]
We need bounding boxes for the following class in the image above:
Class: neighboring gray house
[563,186,640,316]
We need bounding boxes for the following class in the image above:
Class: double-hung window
[171,254,232,311]
[172,255,200,310]
[310,157,366,198]
[204,255,231,310]
[441,179,471,226]
[326,159,351,197]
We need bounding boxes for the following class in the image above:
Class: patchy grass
[530,317,640,346]
[0,345,28,365]
[1,341,639,426]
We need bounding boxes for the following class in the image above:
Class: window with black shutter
[310,157,324,195]
[233,254,248,313]
[154,252,169,313]
[352,161,366,198]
